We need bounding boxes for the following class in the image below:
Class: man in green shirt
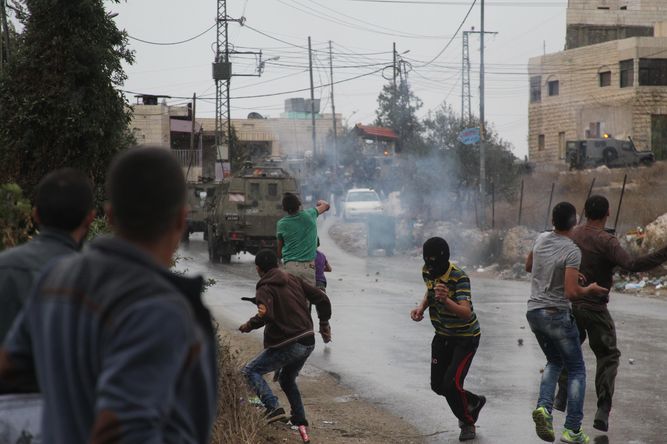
[276,193,329,286]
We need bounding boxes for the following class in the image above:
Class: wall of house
[528,37,667,163]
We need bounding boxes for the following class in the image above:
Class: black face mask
[424,259,449,280]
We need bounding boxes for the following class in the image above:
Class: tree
[0,0,134,201]
[374,79,426,155]
[423,102,520,200]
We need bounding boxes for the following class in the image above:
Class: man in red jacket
[240,249,332,428]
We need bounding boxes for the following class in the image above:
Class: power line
[346,0,565,6]
[128,23,216,46]
[415,0,476,68]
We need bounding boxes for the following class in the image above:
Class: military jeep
[206,163,298,263]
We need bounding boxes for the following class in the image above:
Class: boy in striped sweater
[410,237,486,441]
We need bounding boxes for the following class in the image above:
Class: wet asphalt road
[180,219,667,444]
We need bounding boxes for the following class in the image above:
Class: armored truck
[206,163,298,263]
[183,182,217,242]
[566,137,655,170]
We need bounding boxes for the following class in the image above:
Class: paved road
[181,221,667,443]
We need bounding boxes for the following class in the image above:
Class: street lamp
[258,56,280,75]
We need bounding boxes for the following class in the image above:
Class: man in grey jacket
[0,147,217,443]
[0,168,95,343]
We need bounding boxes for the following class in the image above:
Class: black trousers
[430,334,482,425]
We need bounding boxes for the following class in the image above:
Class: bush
[210,327,270,444]
[0,183,33,250]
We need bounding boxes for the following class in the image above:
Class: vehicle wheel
[181,230,190,244]
[603,149,617,167]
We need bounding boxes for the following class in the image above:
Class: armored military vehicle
[183,182,217,242]
[206,162,298,263]
[566,136,655,169]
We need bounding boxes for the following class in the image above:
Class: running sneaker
[265,407,288,424]
[532,406,555,442]
[458,424,476,441]
[560,428,590,444]
[470,395,487,423]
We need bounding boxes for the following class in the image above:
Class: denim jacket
[0,237,217,444]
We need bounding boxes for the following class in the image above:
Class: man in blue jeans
[240,249,332,429]
[525,202,607,444]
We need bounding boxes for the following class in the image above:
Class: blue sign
[458,128,481,145]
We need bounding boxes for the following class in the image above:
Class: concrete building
[130,96,341,181]
[528,0,667,164]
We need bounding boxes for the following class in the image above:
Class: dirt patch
[219,328,424,444]
[328,222,367,257]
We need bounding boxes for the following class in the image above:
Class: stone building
[130,96,340,181]
[528,0,667,164]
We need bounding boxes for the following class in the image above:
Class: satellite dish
[247,112,264,119]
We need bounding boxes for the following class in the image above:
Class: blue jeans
[242,341,314,425]
[527,308,586,431]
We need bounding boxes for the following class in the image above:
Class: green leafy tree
[374,79,426,155]
[423,102,520,200]
[0,0,134,201]
[0,183,32,249]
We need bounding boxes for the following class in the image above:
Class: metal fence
[173,149,201,169]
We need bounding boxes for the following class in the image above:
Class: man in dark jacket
[556,195,667,432]
[0,168,95,342]
[0,147,217,443]
[240,249,332,429]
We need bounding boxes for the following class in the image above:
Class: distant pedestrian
[410,237,485,441]
[240,249,331,432]
[0,147,217,443]
[525,202,607,444]
[277,192,330,285]
[315,238,332,292]
[0,168,95,343]
[555,195,667,432]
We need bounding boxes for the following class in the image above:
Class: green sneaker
[560,428,590,444]
[532,406,555,442]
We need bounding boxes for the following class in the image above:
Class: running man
[556,195,667,432]
[526,202,607,444]
[410,237,485,441]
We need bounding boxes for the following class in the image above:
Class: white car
[343,188,383,221]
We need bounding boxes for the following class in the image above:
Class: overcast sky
[110,0,568,158]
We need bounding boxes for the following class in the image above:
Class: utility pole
[213,0,231,179]
[479,0,487,228]
[190,92,197,151]
[392,42,397,98]
[463,28,497,124]
[461,31,471,123]
[308,36,317,159]
[329,40,338,169]
[213,0,261,176]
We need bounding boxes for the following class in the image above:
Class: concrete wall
[528,37,667,163]
[130,104,171,147]
[565,0,667,48]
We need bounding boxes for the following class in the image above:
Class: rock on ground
[642,213,667,253]
[500,226,538,266]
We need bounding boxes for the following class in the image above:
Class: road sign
[458,127,480,145]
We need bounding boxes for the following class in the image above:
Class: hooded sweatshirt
[246,268,331,349]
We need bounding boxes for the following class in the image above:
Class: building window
[530,76,542,103]
[538,134,545,151]
[639,59,667,86]
[599,71,612,87]
[620,59,634,88]
[548,80,559,96]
